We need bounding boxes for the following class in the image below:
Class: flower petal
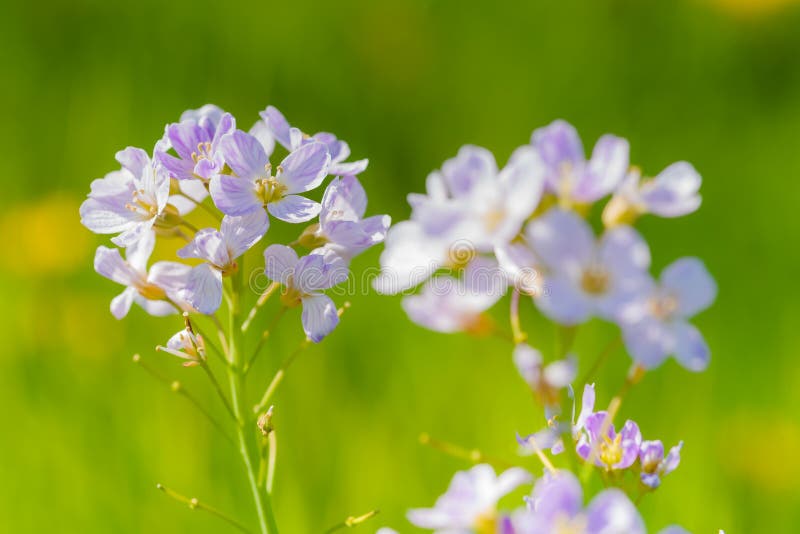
[218,130,269,179]
[267,194,321,223]
[673,321,710,371]
[576,134,629,203]
[642,162,702,217]
[94,246,141,286]
[209,174,261,216]
[320,175,367,223]
[260,105,292,150]
[527,208,594,276]
[263,244,299,285]
[585,489,645,534]
[177,228,229,267]
[301,294,339,343]
[183,264,223,314]
[220,210,269,259]
[660,257,717,318]
[110,287,137,319]
[277,142,330,194]
[535,274,594,325]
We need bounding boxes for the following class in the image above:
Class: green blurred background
[2,0,800,532]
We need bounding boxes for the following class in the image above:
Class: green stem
[226,269,279,534]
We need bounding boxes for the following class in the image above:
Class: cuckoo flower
[518,383,595,456]
[80,147,173,247]
[531,120,629,206]
[262,245,348,342]
[496,241,543,297]
[94,232,189,319]
[301,175,391,260]
[639,440,683,489]
[210,129,330,222]
[407,464,532,533]
[527,208,651,326]
[603,163,702,227]
[577,412,642,471]
[178,211,269,314]
[513,343,576,407]
[401,257,505,334]
[261,105,368,176]
[511,471,645,534]
[620,257,717,371]
[156,104,236,182]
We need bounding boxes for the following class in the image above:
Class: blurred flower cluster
[81,104,389,342]
[375,120,719,533]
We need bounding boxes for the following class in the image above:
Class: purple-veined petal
[180,104,225,125]
[673,321,710,371]
[110,287,137,319]
[531,120,585,174]
[499,146,546,221]
[220,211,269,259]
[277,142,330,194]
[80,196,135,235]
[209,174,262,216]
[530,471,583,528]
[663,441,683,474]
[218,130,269,179]
[294,251,348,292]
[440,145,498,197]
[116,147,150,178]
[111,220,155,248]
[575,383,596,431]
[95,246,142,286]
[372,221,446,294]
[260,105,292,150]
[267,194,321,223]
[329,158,368,176]
[301,293,339,343]
[320,175,367,224]
[263,245,299,285]
[527,208,594,276]
[125,229,156,273]
[249,119,276,158]
[177,228,229,267]
[183,264,223,314]
[617,420,642,468]
[148,261,191,294]
[136,296,179,317]
[493,467,533,500]
[660,257,717,318]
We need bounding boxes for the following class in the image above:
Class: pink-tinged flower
[513,343,576,407]
[94,232,189,319]
[304,175,391,260]
[639,440,682,489]
[619,257,717,371]
[80,147,172,247]
[401,257,504,334]
[177,211,269,314]
[603,163,702,226]
[509,471,645,534]
[261,105,368,176]
[531,120,629,206]
[527,208,651,326]
[407,464,532,533]
[210,129,330,223]
[577,412,642,471]
[262,245,348,342]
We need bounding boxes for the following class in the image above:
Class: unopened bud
[297,223,327,249]
[257,406,274,436]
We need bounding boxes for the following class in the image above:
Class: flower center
[580,266,609,295]
[191,141,213,163]
[599,432,623,468]
[138,281,167,301]
[554,513,588,534]
[257,176,288,205]
[474,510,497,534]
[125,189,159,219]
[648,293,679,319]
[279,279,305,308]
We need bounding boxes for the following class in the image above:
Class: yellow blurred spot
[59,293,124,360]
[0,195,90,277]
[718,412,800,492]
[708,0,800,17]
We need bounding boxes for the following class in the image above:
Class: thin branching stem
[323,510,380,534]
[156,483,252,534]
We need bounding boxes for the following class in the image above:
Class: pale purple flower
[619,257,717,371]
[531,120,629,205]
[94,231,189,319]
[261,105,368,176]
[577,412,642,471]
[210,129,330,222]
[80,147,171,247]
[401,257,505,334]
[407,464,532,533]
[527,208,651,326]
[603,163,702,226]
[177,211,269,314]
[262,245,348,342]
[307,175,390,260]
[513,343,576,406]
[374,145,545,294]
[495,242,543,297]
[510,471,645,534]
[658,527,691,534]
[156,104,236,182]
[157,328,204,364]
[639,440,682,489]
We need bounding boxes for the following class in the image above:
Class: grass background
[2,0,800,531]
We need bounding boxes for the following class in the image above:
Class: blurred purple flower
[518,383,595,456]
[407,464,532,533]
[80,147,171,247]
[531,120,629,205]
[639,440,683,489]
[261,105,368,176]
[210,129,330,222]
[576,412,642,471]
[513,343,576,407]
[262,245,348,342]
[619,257,717,371]
[527,208,651,326]
[177,211,269,314]
[510,471,645,534]
[94,231,189,319]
